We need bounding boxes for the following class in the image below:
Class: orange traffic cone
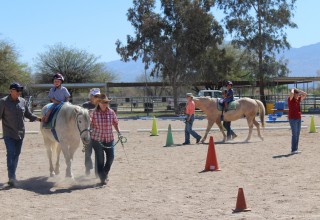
[204,136,221,171]
[233,188,251,213]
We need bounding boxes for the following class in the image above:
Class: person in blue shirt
[222,81,234,112]
[42,73,70,122]
[222,89,237,140]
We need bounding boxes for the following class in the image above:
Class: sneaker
[8,179,16,187]
[291,150,301,154]
[232,134,238,140]
[182,142,190,145]
[196,137,201,144]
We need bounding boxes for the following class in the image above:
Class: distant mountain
[281,42,320,77]
[106,42,320,82]
[104,59,147,82]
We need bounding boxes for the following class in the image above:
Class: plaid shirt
[90,108,118,143]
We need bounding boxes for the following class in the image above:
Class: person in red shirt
[90,94,122,186]
[183,93,201,145]
[288,88,307,154]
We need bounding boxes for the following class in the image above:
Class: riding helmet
[53,73,64,82]
[226,81,233,86]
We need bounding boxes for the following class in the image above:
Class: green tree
[216,0,297,104]
[116,0,223,113]
[0,40,32,92]
[34,43,116,84]
[191,43,255,88]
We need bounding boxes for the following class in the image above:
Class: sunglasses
[11,89,23,92]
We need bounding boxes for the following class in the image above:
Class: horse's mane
[59,103,89,121]
[64,103,88,112]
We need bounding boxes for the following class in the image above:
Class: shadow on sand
[1,176,101,194]
[272,152,299,159]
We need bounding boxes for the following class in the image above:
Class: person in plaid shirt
[90,94,121,186]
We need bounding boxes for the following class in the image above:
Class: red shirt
[90,108,118,142]
[288,96,302,119]
[185,100,196,115]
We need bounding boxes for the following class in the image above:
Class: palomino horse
[40,103,91,177]
[194,97,265,143]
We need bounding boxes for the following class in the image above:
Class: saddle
[217,99,237,111]
[42,103,64,129]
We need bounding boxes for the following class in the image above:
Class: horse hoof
[66,173,74,178]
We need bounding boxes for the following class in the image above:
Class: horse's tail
[255,99,265,128]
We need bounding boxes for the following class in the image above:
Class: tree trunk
[172,80,179,115]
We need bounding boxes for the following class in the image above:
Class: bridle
[75,111,91,136]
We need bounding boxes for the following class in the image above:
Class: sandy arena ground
[0,115,320,219]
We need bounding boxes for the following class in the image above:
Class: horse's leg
[54,144,61,175]
[216,121,227,142]
[43,136,56,177]
[253,119,264,141]
[59,143,73,178]
[69,142,80,160]
[201,120,215,143]
[245,116,254,142]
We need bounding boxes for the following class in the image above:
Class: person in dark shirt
[221,89,237,140]
[82,88,100,176]
[0,82,41,187]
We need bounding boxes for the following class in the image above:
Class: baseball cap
[186,93,194,98]
[90,88,101,96]
[9,82,24,90]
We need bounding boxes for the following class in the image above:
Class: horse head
[74,106,91,145]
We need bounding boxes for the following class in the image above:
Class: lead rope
[103,134,133,193]
[115,134,134,194]
[97,135,130,164]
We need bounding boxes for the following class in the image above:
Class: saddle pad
[217,99,237,111]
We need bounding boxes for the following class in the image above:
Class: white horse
[194,97,265,143]
[40,103,91,177]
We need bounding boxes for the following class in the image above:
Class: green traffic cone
[165,124,174,147]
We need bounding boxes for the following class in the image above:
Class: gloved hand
[118,132,123,139]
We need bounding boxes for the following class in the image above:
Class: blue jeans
[289,119,301,152]
[184,114,201,144]
[223,121,236,140]
[84,140,97,174]
[4,137,23,180]
[84,142,93,170]
[91,139,115,182]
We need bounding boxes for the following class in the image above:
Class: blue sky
[0,0,319,67]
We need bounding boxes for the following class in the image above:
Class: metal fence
[28,94,320,114]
